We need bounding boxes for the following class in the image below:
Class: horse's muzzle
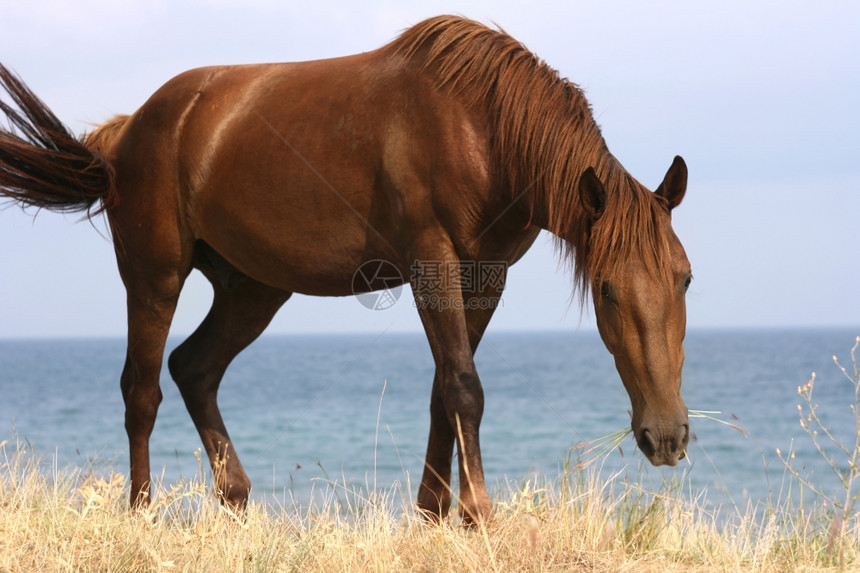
[636,422,689,466]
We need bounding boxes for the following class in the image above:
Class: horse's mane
[389,16,672,301]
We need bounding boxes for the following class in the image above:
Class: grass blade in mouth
[571,409,746,469]
[571,428,632,469]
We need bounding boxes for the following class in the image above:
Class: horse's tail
[0,63,120,217]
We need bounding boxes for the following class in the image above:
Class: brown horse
[0,15,691,523]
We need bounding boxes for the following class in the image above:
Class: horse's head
[579,156,690,466]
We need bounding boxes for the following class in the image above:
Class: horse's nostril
[639,429,658,458]
[675,424,689,450]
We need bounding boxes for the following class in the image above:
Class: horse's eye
[600,280,612,299]
[683,274,693,292]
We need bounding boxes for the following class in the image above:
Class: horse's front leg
[417,295,503,523]
[446,365,491,526]
[417,371,455,521]
[413,258,494,525]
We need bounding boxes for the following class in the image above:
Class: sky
[0,0,857,339]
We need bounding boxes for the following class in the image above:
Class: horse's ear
[655,155,687,210]
[579,167,606,220]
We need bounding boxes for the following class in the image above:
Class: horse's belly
[193,183,400,296]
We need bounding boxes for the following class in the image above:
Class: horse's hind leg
[168,273,291,509]
[120,272,185,508]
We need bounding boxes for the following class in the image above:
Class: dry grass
[2,338,858,572]
[0,441,857,573]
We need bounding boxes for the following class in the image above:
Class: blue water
[1,328,857,511]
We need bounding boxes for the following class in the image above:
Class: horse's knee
[443,370,485,423]
[123,381,162,437]
[121,354,163,419]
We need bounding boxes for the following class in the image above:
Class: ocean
[1,328,857,511]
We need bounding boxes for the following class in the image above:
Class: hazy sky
[0,1,857,339]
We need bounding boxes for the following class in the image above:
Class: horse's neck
[522,132,627,239]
